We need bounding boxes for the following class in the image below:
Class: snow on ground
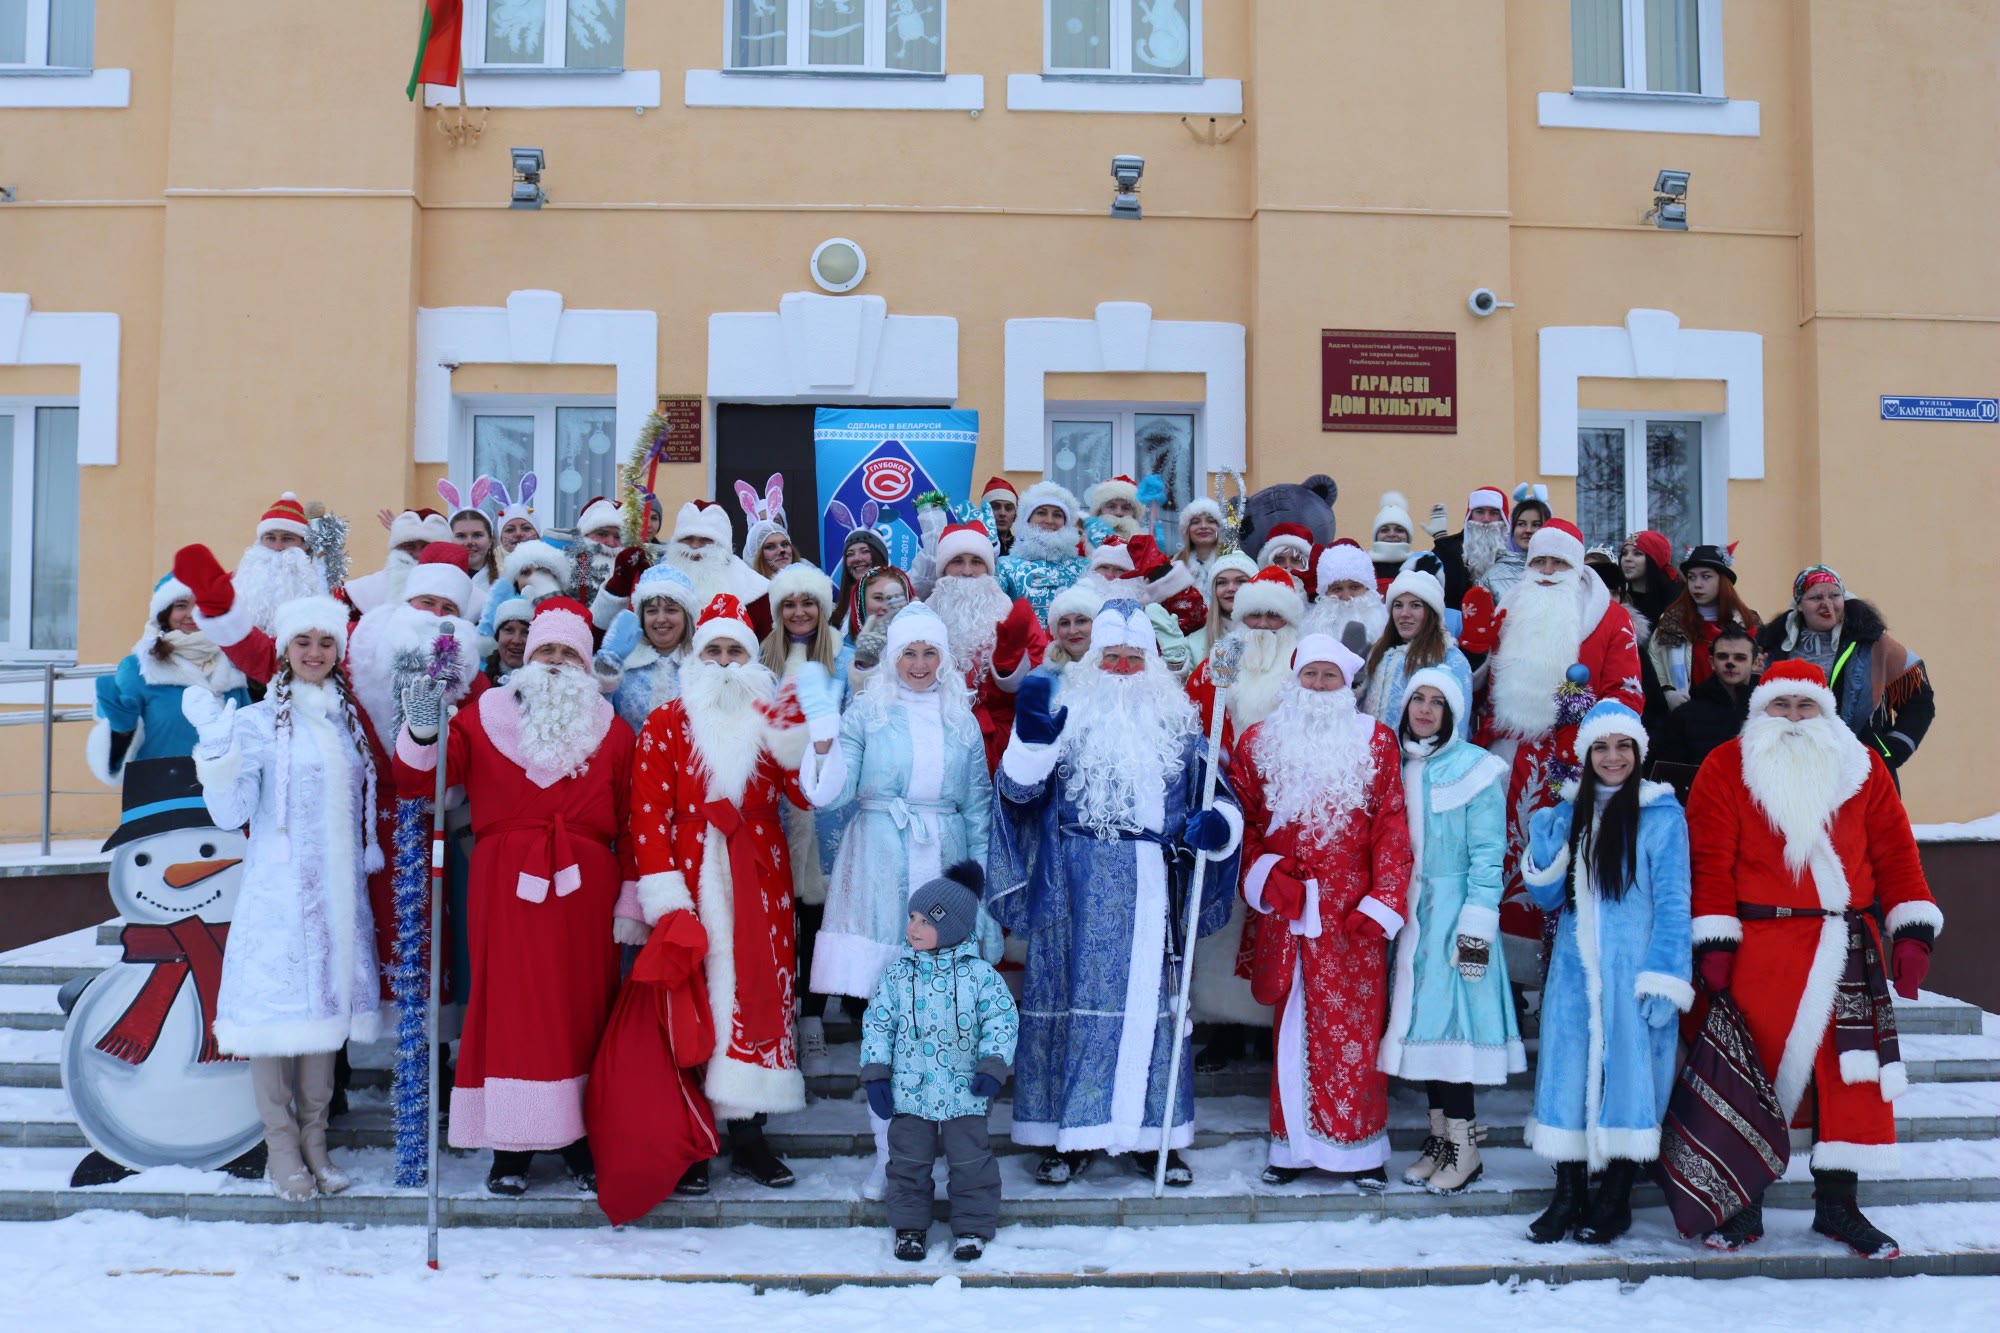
[1913,813,2000,842]
[0,838,109,870]
[3,1209,1997,1332]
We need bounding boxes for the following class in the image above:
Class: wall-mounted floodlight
[510,147,546,210]
[1111,155,1144,220]
[1645,168,1690,231]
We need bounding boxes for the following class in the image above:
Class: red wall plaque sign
[1321,329,1457,434]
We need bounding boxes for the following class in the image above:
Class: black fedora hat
[1679,543,1738,584]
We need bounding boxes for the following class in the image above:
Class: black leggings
[1426,1080,1475,1121]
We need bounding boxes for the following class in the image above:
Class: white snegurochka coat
[194,681,383,1057]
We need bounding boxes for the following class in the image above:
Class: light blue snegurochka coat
[858,939,1019,1122]
[1377,727,1527,1087]
[1520,781,1694,1169]
[800,680,997,997]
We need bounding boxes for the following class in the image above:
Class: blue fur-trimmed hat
[1574,699,1648,765]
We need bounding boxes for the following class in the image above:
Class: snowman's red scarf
[96,918,233,1066]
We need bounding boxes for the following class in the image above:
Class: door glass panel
[1049,0,1109,69]
[31,407,80,652]
[1646,419,1703,558]
[472,415,535,498]
[1133,412,1195,554]
[1576,426,1627,550]
[1048,420,1115,514]
[1128,0,1190,75]
[554,406,619,531]
[485,0,548,63]
[808,0,867,66]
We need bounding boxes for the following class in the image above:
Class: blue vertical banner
[812,408,979,575]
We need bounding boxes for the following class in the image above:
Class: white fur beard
[1740,715,1857,874]
[379,549,417,602]
[680,659,778,802]
[1489,575,1583,736]
[513,663,603,779]
[1463,520,1508,579]
[929,575,1010,676]
[1229,627,1298,729]
[234,544,327,632]
[1057,659,1196,837]
[1095,513,1140,538]
[665,543,735,603]
[1256,681,1373,843]
[1302,594,1387,649]
[1010,528,1079,564]
[346,604,475,742]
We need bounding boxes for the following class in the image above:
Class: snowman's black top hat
[102,757,219,852]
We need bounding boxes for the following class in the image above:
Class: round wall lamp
[810,237,867,294]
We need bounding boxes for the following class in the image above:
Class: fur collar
[133,630,247,694]
[1556,778,1679,809]
[478,683,614,788]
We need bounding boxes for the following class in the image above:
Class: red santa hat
[1291,632,1362,687]
[673,498,734,548]
[574,495,623,537]
[1085,474,1140,515]
[979,476,1018,507]
[1088,536,1135,574]
[1466,485,1510,521]
[1383,567,1447,622]
[936,522,996,573]
[1257,522,1314,569]
[523,595,594,663]
[1232,566,1306,625]
[402,541,473,611]
[1526,518,1587,570]
[271,595,351,661]
[766,560,834,617]
[256,492,311,541]
[690,593,760,657]
[1747,658,1842,723]
[1313,538,1376,591]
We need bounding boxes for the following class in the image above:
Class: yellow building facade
[2,0,1995,835]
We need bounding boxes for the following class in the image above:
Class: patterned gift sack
[1656,992,1791,1237]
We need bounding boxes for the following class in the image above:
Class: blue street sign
[1880,396,1998,423]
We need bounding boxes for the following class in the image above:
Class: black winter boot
[560,1138,595,1192]
[1812,1169,1900,1258]
[1703,1200,1764,1251]
[486,1150,532,1196]
[893,1229,928,1262]
[1572,1158,1638,1244]
[674,1158,710,1197]
[731,1135,796,1189]
[1528,1161,1590,1243]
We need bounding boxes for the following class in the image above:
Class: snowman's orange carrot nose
[163,859,241,888]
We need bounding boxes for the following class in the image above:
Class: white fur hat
[1314,541,1376,590]
[1573,699,1650,765]
[1205,549,1258,596]
[1403,664,1467,722]
[502,539,570,587]
[1371,490,1416,538]
[1085,474,1140,515]
[149,574,193,620]
[1177,497,1224,537]
[1091,598,1155,654]
[1291,633,1362,687]
[575,495,623,537]
[884,603,951,664]
[673,498,734,548]
[387,509,449,550]
[1232,568,1306,625]
[767,561,835,617]
[1383,567,1447,622]
[1048,580,1108,626]
[1013,480,1080,535]
[491,597,533,628]
[632,562,700,617]
[271,595,351,660]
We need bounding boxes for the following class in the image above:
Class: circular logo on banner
[862,454,914,503]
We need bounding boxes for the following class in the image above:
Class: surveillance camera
[1467,287,1514,317]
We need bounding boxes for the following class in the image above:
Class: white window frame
[1574,409,1728,551]
[432,0,659,107]
[1540,0,1754,136]
[723,0,948,76]
[0,0,127,106]
[1042,399,1205,494]
[464,0,623,72]
[0,397,81,662]
[1041,0,1202,80]
[450,393,618,533]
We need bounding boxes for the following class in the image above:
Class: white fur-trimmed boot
[1425,1117,1484,1195]
[1402,1108,1448,1185]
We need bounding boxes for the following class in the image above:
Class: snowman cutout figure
[61,757,263,1185]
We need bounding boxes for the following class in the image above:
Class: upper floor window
[1574,414,1718,560]
[455,397,619,534]
[1570,0,1719,97]
[1046,0,1198,79]
[728,0,945,75]
[1046,404,1200,555]
[0,404,81,659]
[0,0,93,70]
[472,0,626,71]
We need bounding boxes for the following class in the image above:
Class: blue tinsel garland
[390,795,432,1187]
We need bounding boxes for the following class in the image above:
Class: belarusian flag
[406,0,465,101]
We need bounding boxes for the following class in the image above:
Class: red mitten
[1459,586,1499,654]
[605,545,650,599]
[1161,585,1208,635]
[1891,937,1930,1002]
[173,544,235,618]
[1126,534,1171,578]
[1698,949,1734,994]
[993,598,1040,673]
[1342,907,1387,943]
[1262,868,1307,922]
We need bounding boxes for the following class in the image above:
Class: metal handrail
[0,661,118,857]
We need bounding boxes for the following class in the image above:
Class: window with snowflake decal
[471,0,626,71]
[1045,0,1198,79]
[728,0,945,75]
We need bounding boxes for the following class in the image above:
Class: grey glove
[1426,503,1450,538]
[852,612,891,670]
[1453,934,1490,982]
[401,676,447,743]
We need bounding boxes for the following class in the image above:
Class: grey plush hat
[907,860,985,950]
